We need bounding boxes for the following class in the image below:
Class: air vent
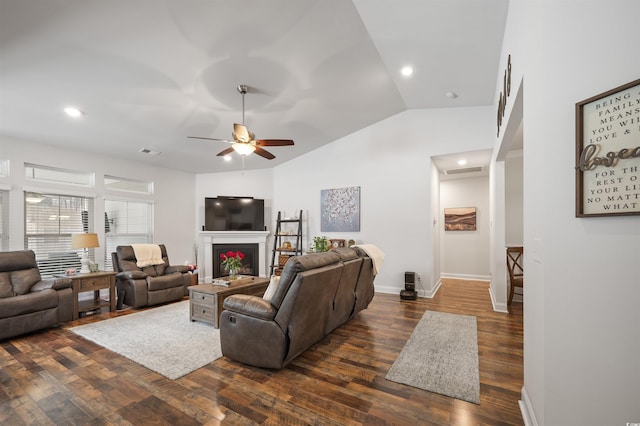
[444,166,484,175]
[138,148,161,156]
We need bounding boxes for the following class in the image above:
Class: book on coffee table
[212,279,230,287]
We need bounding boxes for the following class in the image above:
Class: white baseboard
[489,284,509,313]
[418,277,441,298]
[440,272,491,281]
[520,386,538,426]
[374,278,442,299]
[374,284,400,295]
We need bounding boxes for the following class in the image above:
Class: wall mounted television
[204,197,265,231]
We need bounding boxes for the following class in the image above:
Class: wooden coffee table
[189,276,270,328]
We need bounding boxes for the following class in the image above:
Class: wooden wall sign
[496,54,512,137]
[575,79,640,217]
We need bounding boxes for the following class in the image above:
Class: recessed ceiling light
[457,159,467,166]
[224,155,232,162]
[64,106,84,117]
[445,92,458,99]
[401,66,413,77]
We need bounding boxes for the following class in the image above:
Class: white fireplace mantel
[198,231,270,283]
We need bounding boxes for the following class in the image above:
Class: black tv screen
[205,197,265,231]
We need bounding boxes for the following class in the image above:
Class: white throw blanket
[131,244,164,267]
[354,244,385,275]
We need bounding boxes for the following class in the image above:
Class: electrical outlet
[533,238,542,263]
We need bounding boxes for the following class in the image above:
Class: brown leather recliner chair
[0,250,73,340]
[111,244,191,308]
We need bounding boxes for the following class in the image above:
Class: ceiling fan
[188,84,294,160]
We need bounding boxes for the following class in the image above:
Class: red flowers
[220,251,244,273]
[220,251,245,261]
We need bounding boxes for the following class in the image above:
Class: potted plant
[312,236,329,252]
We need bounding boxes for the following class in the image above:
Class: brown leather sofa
[220,247,375,369]
[0,250,74,340]
[111,244,191,308]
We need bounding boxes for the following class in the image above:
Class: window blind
[104,199,153,271]
[24,191,94,277]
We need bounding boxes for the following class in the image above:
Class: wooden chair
[506,246,524,305]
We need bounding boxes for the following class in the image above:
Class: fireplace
[198,231,269,283]
[213,243,259,278]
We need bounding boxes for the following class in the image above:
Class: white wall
[497,1,640,424]
[273,107,495,296]
[194,168,274,233]
[505,150,523,246]
[440,176,490,280]
[0,137,196,266]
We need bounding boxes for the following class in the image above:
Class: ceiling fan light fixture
[232,143,256,156]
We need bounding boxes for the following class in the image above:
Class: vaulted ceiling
[0,0,509,173]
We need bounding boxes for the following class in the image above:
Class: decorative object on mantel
[444,207,477,231]
[575,78,640,217]
[219,251,245,280]
[320,186,361,232]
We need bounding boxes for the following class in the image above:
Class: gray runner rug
[385,310,480,404]
[69,300,221,380]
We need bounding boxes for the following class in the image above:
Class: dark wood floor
[0,279,523,425]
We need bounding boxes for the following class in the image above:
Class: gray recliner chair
[111,244,191,308]
[0,250,73,340]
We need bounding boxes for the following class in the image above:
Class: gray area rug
[69,300,221,380]
[385,310,480,404]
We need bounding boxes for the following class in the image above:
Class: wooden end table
[189,276,270,328]
[64,271,117,320]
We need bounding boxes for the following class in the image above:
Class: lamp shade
[71,233,100,249]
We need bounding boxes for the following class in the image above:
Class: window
[104,199,153,271]
[0,160,9,177]
[24,191,94,277]
[0,189,9,251]
[104,175,153,194]
[25,163,93,187]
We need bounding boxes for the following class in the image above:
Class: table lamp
[71,233,99,274]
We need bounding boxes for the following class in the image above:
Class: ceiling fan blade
[254,146,275,160]
[233,123,251,142]
[216,147,236,157]
[187,136,235,143]
[255,139,294,146]
[188,136,233,143]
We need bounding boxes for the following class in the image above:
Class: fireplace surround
[198,231,269,283]
[213,243,259,278]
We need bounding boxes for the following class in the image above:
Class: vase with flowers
[220,251,245,280]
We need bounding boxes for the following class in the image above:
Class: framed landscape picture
[444,207,477,231]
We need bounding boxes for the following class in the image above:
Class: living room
[1,1,639,425]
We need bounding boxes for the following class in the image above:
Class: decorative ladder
[269,210,303,276]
